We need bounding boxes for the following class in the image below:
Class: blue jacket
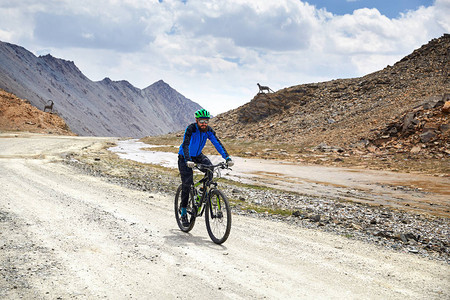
[178,123,229,161]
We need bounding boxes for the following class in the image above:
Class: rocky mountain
[211,34,449,157]
[0,88,74,135]
[0,41,201,137]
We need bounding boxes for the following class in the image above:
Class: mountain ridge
[0,41,201,137]
[212,34,449,149]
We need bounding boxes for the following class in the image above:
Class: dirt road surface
[1,133,448,299]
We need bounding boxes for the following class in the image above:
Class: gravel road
[1,133,448,299]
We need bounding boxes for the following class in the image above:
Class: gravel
[64,153,449,263]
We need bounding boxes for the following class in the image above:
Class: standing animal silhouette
[44,100,54,113]
[257,83,274,93]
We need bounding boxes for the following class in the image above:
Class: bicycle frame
[192,162,227,217]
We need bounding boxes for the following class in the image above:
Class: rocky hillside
[0,41,201,137]
[0,89,74,135]
[211,34,449,158]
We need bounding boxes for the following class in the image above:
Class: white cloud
[174,0,318,51]
[0,0,448,115]
[433,0,450,32]
[0,28,13,41]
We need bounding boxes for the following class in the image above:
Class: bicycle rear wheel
[175,184,196,232]
[205,189,231,244]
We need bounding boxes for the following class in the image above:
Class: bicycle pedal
[192,205,198,216]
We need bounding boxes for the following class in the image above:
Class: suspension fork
[208,187,221,218]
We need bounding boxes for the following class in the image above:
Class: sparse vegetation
[229,197,294,216]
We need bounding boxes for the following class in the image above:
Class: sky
[0,0,448,115]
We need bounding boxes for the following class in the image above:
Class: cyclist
[178,108,234,227]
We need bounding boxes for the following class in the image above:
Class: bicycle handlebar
[194,161,230,171]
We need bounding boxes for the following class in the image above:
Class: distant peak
[39,53,57,61]
[100,77,132,85]
[154,79,168,86]
[144,79,171,91]
[38,53,76,66]
[39,53,54,59]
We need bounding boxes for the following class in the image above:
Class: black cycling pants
[178,153,212,208]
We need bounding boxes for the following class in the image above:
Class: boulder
[410,145,421,154]
[420,131,436,143]
[401,112,416,133]
[442,101,450,113]
[440,123,450,132]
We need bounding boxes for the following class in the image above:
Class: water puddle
[109,139,179,169]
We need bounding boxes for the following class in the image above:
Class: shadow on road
[164,229,228,250]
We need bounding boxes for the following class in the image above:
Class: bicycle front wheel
[205,189,231,244]
[175,184,196,232]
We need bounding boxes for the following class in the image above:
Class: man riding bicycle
[178,109,234,227]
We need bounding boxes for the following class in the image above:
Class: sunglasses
[198,119,209,124]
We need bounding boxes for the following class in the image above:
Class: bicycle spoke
[205,190,231,244]
[174,184,196,232]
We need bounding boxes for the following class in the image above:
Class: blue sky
[307,0,435,18]
[0,0,448,115]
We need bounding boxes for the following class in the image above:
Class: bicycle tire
[205,189,231,244]
[174,184,196,232]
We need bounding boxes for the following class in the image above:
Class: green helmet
[195,109,210,119]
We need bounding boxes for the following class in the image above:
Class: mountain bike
[174,162,232,244]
